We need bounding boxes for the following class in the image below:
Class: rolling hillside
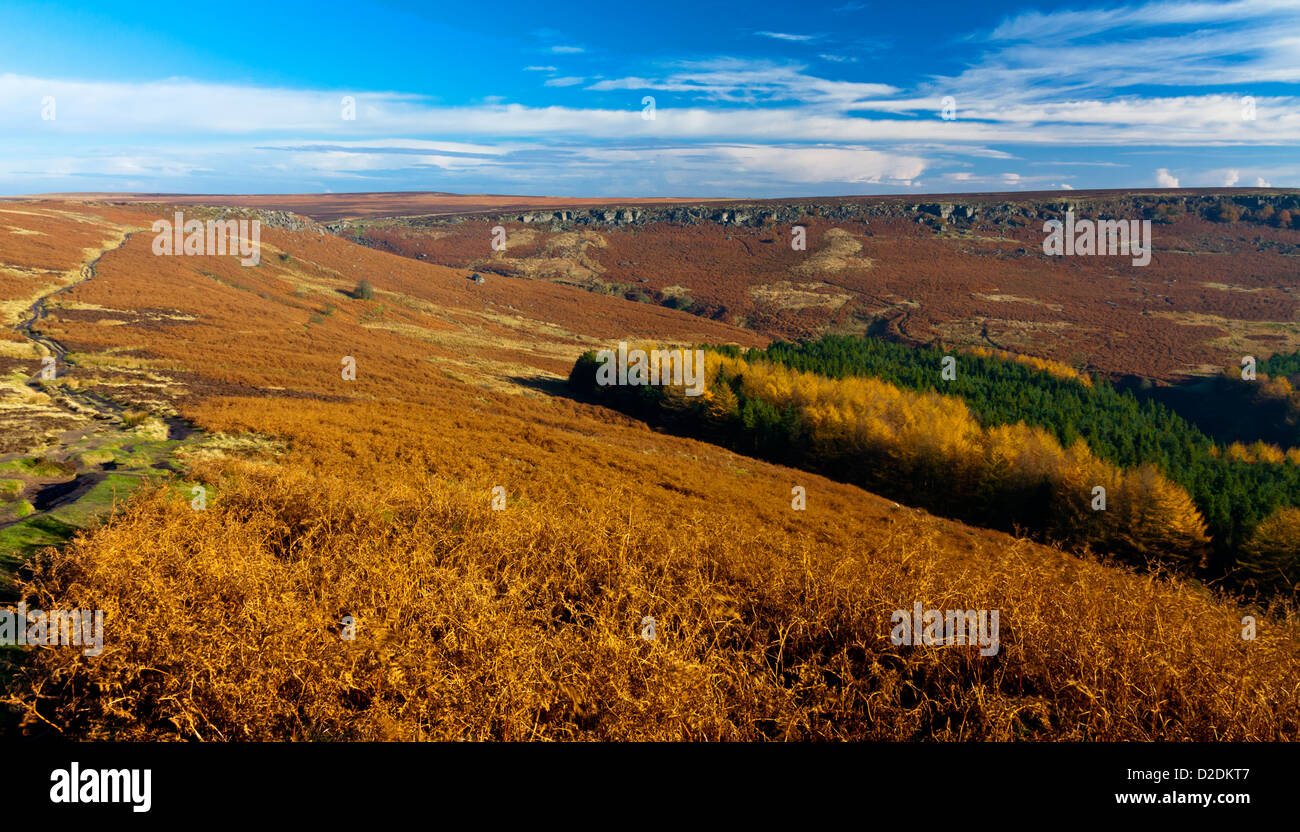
[0,198,1297,741]
[328,189,1300,382]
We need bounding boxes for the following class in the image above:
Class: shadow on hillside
[508,375,574,398]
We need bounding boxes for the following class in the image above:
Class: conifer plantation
[571,336,1300,595]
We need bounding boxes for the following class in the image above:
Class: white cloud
[571,143,927,185]
[715,145,924,183]
[1258,176,1273,186]
[990,0,1300,42]
[756,31,818,42]
[940,170,1068,187]
[0,134,932,194]
[3,0,1299,197]
[1028,160,1125,166]
[586,59,897,105]
[935,0,1300,118]
[258,138,510,155]
[2,74,1296,150]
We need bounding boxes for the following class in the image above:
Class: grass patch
[75,450,115,467]
[0,513,79,574]
[0,457,71,478]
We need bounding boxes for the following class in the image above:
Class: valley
[0,193,1296,742]
[332,188,1300,381]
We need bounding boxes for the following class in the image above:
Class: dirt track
[3,232,194,532]
[15,234,135,421]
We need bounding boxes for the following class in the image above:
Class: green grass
[0,440,190,586]
[55,474,153,527]
[95,438,175,467]
[0,474,150,596]
[0,429,204,649]
[0,513,79,574]
[75,450,115,467]
[0,457,70,478]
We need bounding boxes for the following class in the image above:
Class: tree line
[570,336,1300,596]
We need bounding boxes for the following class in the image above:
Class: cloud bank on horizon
[0,0,1297,196]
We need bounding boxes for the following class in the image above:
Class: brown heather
[1,201,1298,740]
[350,208,1300,381]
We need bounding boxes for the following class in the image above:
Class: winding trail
[15,233,135,420]
[2,231,196,533]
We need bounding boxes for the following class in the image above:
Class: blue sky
[1,0,1297,196]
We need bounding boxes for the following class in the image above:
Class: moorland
[0,193,1296,741]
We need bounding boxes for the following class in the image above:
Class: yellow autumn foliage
[965,345,1093,387]
[1241,506,1300,593]
[699,352,1209,564]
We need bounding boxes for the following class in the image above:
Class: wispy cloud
[586,59,897,105]
[3,74,1295,147]
[4,0,1299,195]
[958,0,1300,100]
[570,143,926,186]
[1029,160,1126,167]
[755,31,819,42]
[988,0,1300,42]
[944,170,1067,186]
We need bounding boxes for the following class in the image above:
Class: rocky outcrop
[329,191,1300,235]
[252,209,326,233]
